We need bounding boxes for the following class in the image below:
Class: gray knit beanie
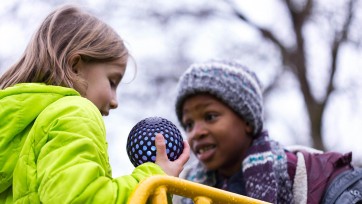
[175,60,264,136]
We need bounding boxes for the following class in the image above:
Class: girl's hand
[154,133,190,177]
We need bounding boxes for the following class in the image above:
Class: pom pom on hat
[175,60,264,136]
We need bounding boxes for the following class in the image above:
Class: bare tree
[126,0,362,151]
[227,0,360,150]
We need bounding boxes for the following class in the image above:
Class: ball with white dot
[126,117,184,167]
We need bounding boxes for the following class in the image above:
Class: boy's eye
[205,113,217,121]
[183,121,193,132]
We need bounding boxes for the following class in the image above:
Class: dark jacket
[294,151,352,203]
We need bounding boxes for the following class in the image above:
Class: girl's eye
[109,80,117,88]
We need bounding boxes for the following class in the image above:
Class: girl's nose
[110,92,118,109]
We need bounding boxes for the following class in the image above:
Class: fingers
[155,134,190,164]
[155,133,168,163]
[177,140,190,165]
[154,134,191,177]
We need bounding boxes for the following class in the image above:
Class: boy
[174,60,357,203]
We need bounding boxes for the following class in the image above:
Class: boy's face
[182,94,253,176]
[76,58,126,116]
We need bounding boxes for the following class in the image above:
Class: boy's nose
[189,122,208,141]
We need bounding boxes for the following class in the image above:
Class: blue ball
[126,117,184,167]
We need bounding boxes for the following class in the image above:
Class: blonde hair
[0,4,128,94]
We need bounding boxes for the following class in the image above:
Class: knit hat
[175,60,264,136]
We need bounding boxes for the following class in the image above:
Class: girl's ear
[71,55,81,74]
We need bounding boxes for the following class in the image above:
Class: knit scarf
[243,131,293,203]
[182,131,293,204]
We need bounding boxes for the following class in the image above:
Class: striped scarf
[243,131,293,203]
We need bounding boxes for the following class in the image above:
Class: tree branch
[325,0,356,105]
[226,0,290,69]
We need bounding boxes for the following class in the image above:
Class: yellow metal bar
[194,196,212,204]
[127,175,271,204]
[150,185,168,204]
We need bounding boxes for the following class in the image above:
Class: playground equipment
[127,175,270,204]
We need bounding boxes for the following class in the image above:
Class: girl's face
[182,94,253,177]
[76,58,126,116]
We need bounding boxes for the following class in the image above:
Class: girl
[173,60,356,204]
[0,4,189,203]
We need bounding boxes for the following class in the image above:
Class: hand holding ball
[126,117,184,167]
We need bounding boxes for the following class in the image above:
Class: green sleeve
[13,96,165,203]
[71,163,165,203]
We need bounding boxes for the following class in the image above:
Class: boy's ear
[245,122,253,135]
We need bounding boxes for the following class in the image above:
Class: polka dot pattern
[126,117,184,167]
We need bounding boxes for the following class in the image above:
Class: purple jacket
[289,150,352,203]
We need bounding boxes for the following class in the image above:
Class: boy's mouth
[196,144,216,154]
[195,144,217,161]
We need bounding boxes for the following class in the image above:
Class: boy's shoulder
[286,146,357,203]
[322,167,362,203]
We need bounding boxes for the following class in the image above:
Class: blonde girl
[0,4,189,203]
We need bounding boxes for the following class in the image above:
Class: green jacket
[0,83,165,203]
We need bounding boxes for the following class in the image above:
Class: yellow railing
[127,175,271,204]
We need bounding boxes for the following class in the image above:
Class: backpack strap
[322,168,362,203]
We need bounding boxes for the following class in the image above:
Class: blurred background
[1,0,361,176]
